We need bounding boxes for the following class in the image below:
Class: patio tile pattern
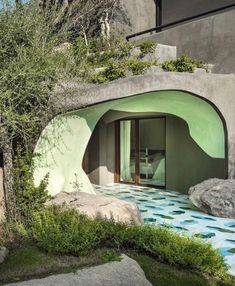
[94,183,235,276]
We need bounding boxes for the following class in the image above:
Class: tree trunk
[2,132,15,220]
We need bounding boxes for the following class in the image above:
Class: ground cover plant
[0,245,121,284]
[131,254,235,286]
[10,206,228,282]
[1,246,233,286]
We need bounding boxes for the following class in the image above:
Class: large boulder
[0,246,8,264]
[46,191,142,224]
[5,254,152,286]
[189,178,235,218]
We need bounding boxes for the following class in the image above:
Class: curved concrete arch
[34,89,226,196]
[53,73,235,178]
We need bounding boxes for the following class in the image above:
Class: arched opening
[84,110,226,193]
[34,90,227,195]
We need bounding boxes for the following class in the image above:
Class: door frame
[115,116,166,188]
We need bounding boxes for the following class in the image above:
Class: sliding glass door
[118,117,166,188]
[139,118,166,187]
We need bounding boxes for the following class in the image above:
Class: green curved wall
[34,90,225,195]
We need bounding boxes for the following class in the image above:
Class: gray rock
[6,254,152,286]
[189,178,235,218]
[46,191,142,224]
[0,246,8,263]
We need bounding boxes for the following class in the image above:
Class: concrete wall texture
[161,0,235,24]
[144,9,235,74]
[165,116,225,192]
[120,0,234,34]
[121,1,235,74]
[118,0,156,34]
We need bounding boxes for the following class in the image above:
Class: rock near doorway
[189,178,235,218]
[46,191,142,224]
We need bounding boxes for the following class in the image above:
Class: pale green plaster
[34,91,225,195]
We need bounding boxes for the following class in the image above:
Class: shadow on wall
[166,116,226,193]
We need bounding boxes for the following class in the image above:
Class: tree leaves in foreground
[0,4,59,219]
[0,0,121,220]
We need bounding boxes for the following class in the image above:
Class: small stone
[0,246,8,263]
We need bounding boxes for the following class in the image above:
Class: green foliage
[73,35,157,83]
[89,35,134,61]
[162,55,207,73]
[126,58,153,75]
[73,35,134,69]
[0,245,118,285]
[100,249,122,263]
[90,61,127,84]
[132,254,234,286]
[29,206,228,279]
[139,40,157,56]
[13,150,50,222]
[90,57,155,84]
[30,207,103,255]
[0,6,59,150]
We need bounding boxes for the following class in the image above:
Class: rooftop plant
[139,39,157,57]
[162,55,208,73]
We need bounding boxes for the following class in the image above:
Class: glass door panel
[120,120,136,183]
[139,118,166,187]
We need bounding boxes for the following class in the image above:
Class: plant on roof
[139,39,157,57]
[162,55,208,73]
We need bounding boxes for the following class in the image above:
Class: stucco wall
[161,0,235,24]
[143,9,235,74]
[166,116,226,193]
[116,0,156,34]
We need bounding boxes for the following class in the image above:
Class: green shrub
[162,55,207,73]
[139,40,157,56]
[13,150,50,222]
[29,206,228,279]
[125,58,152,75]
[90,61,127,84]
[30,207,104,255]
[100,249,122,263]
[73,35,134,69]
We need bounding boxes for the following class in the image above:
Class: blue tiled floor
[94,183,235,276]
